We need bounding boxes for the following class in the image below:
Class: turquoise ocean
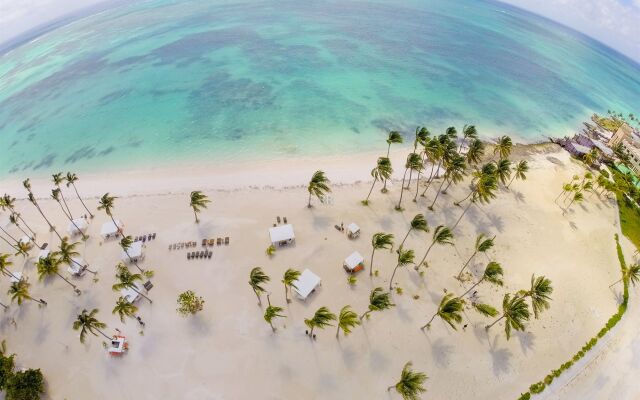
[0,0,639,178]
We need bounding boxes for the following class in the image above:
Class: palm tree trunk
[421,163,436,197]
[132,286,152,303]
[452,201,473,230]
[336,325,341,338]
[309,326,315,337]
[389,264,401,290]
[413,171,421,201]
[442,177,455,194]
[554,190,566,203]
[14,223,37,247]
[60,191,73,219]
[308,192,312,208]
[399,229,412,250]
[0,226,19,243]
[284,284,290,303]
[382,146,390,192]
[34,202,62,241]
[2,269,20,281]
[60,201,87,240]
[17,215,36,236]
[253,288,262,304]
[507,174,517,189]
[369,248,376,276]
[95,327,112,341]
[416,241,436,270]
[485,314,505,330]
[428,177,447,210]
[421,313,438,329]
[365,178,377,203]
[124,249,144,273]
[71,183,94,218]
[456,251,477,279]
[55,199,71,220]
[55,272,77,290]
[359,311,369,320]
[454,189,474,207]
[396,169,408,210]
[461,278,483,298]
[0,234,19,252]
[193,208,199,223]
[0,302,7,310]
[27,295,47,305]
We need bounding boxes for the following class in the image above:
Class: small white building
[101,220,123,239]
[68,218,89,236]
[343,251,365,273]
[121,241,145,263]
[347,223,361,239]
[269,224,295,247]
[292,269,321,300]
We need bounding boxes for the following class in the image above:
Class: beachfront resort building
[608,123,635,147]
[621,141,640,175]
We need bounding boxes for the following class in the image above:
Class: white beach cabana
[269,224,295,247]
[292,268,321,300]
[120,287,140,303]
[68,218,89,236]
[121,241,145,263]
[346,223,361,239]
[101,220,123,239]
[343,251,365,273]
[67,257,87,276]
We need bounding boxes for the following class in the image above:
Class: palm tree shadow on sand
[514,330,536,356]
[430,337,454,368]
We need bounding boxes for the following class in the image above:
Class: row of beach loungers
[134,233,156,243]
[187,251,212,260]
[169,237,229,251]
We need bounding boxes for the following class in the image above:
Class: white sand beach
[0,146,629,399]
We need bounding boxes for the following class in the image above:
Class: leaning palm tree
[396,153,422,210]
[518,274,553,319]
[363,157,392,205]
[307,170,331,208]
[189,191,211,223]
[336,305,361,338]
[97,193,121,235]
[610,263,640,287]
[52,188,87,240]
[304,306,336,337]
[399,214,429,249]
[456,234,495,279]
[421,292,464,330]
[55,237,96,275]
[387,361,428,400]
[8,279,46,306]
[112,263,152,303]
[2,194,37,237]
[564,191,584,213]
[264,295,285,332]
[112,296,139,323]
[0,233,19,254]
[389,248,415,290]
[407,127,430,189]
[282,268,301,303]
[249,267,270,305]
[465,138,485,166]
[13,241,31,259]
[494,159,512,187]
[369,232,394,276]
[382,131,403,192]
[119,236,143,273]
[452,164,498,229]
[486,293,530,340]
[461,261,504,297]
[8,213,40,248]
[429,153,466,210]
[459,124,478,152]
[415,225,454,270]
[73,308,110,343]
[555,183,573,203]
[360,287,394,320]
[507,160,528,188]
[27,192,62,241]
[0,253,20,281]
[66,172,94,218]
[52,173,73,218]
[493,135,513,160]
[36,254,80,294]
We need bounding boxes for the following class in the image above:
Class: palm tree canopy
[393,361,428,400]
[282,268,301,290]
[432,225,454,246]
[305,306,336,330]
[8,279,32,305]
[112,263,143,291]
[466,139,485,165]
[514,160,529,180]
[397,248,415,266]
[436,293,464,329]
[189,191,211,212]
[495,159,512,185]
[482,261,504,286]
[367,287,394,312]
[308,170,331,198]
[475,234,495,253]
[409,214,429,233]
[65,172,78,187]
[462,124,478,140]
[120,235,134,251]
[22,178,31,191]
[473,170,498,205]
[627,264,640,287]
[0,253,13,273]
[55,237,81,265]
[264,305,285,324]
[415,126,430,146]
[50,188,62,201]
[445,126,458,139]
[524,275,553,319]
[73,308,107,343]
[372,157,393,181]
[444,154,467,184]
[494,135,513,159]
[502,293,531,340]
[52,172,66,186]
[406,152,423,172]
[472,302,499,318]
[97,193,117,216]
[337,305,361,336]
[387,130,403,145]
[249,267,270,293]
[371,232,394,251]
[36,254,62,281]
[112,297,138,323]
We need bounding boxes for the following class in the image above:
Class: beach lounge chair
[207,251,212,259]
[187,252,191,259]
[225,237,229,245]
[277,216,281,224]
[200,251,205,258]
[202,239,207,247]
[217,238,222,245]
[143,281,153,291]
[152,233,156,240]
[208,239,214,246]
[142,236,147,243]
[283,217,288,224]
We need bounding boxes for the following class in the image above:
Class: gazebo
[101,220,123,239]
[292,269,321,301]
[121,241,145,263]
[343,251,365,273]
[269,224,295,247]
[68,218,89,236]
[346,223,361,239]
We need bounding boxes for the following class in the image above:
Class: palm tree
[282,268,301,303]
[73,309,110,343]
[583,148,599,166]
[8,279,46,306]
[396,153,422,210]
[459,124,478,152]
[555,183,573,203]
[493,135,513,160]
[97,193,121,235]
[52,188,87,240]
[407,127,430,189]
[486,293,530,340]
[387,361,428,400]
[360,287,394,320]
[494,159,512,187]
[369,232,394,276]
[307,170,331,208]
[66,172,94,218]
[518,274,553,319]
[264,294,285,332]
[457,234,495,279]
[420,138,443,197]
[336,305,361,338]
[429,153,466,210]
[465,138,485,166]
[52,173,73,218]
[8,213,39,248]
[249,267,270,305]
[55,237,96,275]
[452,164,498,229]
[36,254,80,294]
[2,194,37,237]
[389,248,415,290]
[382,131,403,192]
[189,191,210,223]
[399,214,429,249]
[120,236,143,273]
[461,261,504,297]
[0,233,19,254]
[304,306,336,337]
[112,263,152,303]
[610,263,640,287]
[564,191,584,213]
[112,296,139,323]
[507,160,528,188]
[415,225,454,270]
[363,157,392,205]
[0,253,20,281]
[421,293,464,330]
[13,241,31,258]
[27,191,62,241]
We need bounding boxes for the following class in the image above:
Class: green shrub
[5,368,44,400]
[0,353,15,390]
[529,382,545,394]
[518,392,531,400]
[544,375,553,385]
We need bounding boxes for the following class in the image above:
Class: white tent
[101,220,123,239]
[68,218,88,235]
[293,269,321,300]
[347,223,361,239]
[269,224,295,246]
[121,241,144,262]
[343,251,365,273]
[67,257,87,276]
[120,287,140,303]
